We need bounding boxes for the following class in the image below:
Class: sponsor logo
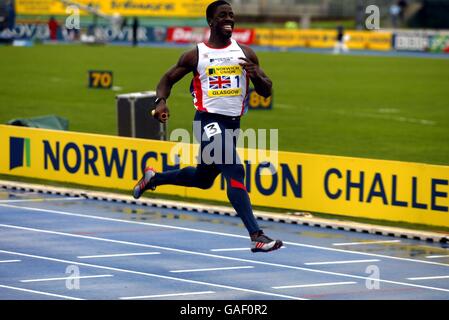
[207,65,242,76]
[10,137,31,170]
[167,27,254,44]
[210,57,232,63]
[395,35,430,51]
[208,88,242,96]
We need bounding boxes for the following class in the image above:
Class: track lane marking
[0,248,305,300]
[0,197,83,203]
[1,204,448,268]
[426,255,449,259]
[170,266,254,273]
[20,274,113,283]
[304,259,380,266]
[0,284,83,300]
[120,291,215,300]
[1,224,449,295]
[408,275,449,281]
[273,281,357,289]
[210,248,249,252]
[210,247,286,252]
[0,260,21,263]
[78,252,160,259]
[333,240,401,246]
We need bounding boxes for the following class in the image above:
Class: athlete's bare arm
[153,48,198,123]
[239,44,272,98]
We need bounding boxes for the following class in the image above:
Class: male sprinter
[133,1,283,253]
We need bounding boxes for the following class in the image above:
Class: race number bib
[206,65,242,97]
[203,122,222,139]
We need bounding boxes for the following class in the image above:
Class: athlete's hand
[151,102,170,123]
[239,57,262,79]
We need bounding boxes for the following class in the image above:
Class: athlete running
[133,0,283,253]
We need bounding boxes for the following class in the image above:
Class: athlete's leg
[150,110,221,189]
[133,111,220,197]
[221,163,260,235]
[150,164,220,189]
[216,115,282,252]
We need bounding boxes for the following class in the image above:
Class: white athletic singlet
[191,39,249,117]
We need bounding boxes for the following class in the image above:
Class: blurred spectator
[111,12,123,34]
[355,0,364,30]
[132,16,139,46]
[66,25,78,42]
[0,3,6,32]
[398,0,408,26]
[93,13,98,28]
[48,16,59,41]
[121,17,128,31]
[333,25,348,54]
[6,0,15,30]
[390,2,401,28]
[86,14,98,39]
[284,21,298,29]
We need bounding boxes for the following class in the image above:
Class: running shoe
[250,231,283,253]
[133,167,156,199]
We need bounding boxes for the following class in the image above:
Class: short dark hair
[206,1,231,23]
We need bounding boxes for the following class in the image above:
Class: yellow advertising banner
[15,0,210,17]
[255,29,303,47]
[254,28,392,51]
[346,30,392,51]
[297,29,336,48]
[1,125,447,227]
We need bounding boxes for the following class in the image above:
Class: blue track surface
[1,189,449,300]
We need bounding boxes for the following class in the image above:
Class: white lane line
[0,260,21,263]
[0,284,83,300]
[426,255,449,259]
[78,252,160,259]
[2,225,449,295]
[304,259,380,266]
[210,248,249,252]
[1,204,449,268]
[0,203,240,237]
[0,197,83,203]
[210,247,286,252]
[0,249,305,300]
[273,281,357,289]
[120,291,215,300]
[332,240,401,246]
[408,275,449,281]
[10,192,39,196]
[20,274,113,283]
[170,266,254,273]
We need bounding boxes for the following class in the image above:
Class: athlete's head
[206,1,234,39]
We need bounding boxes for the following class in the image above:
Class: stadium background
[0,0,448,230]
